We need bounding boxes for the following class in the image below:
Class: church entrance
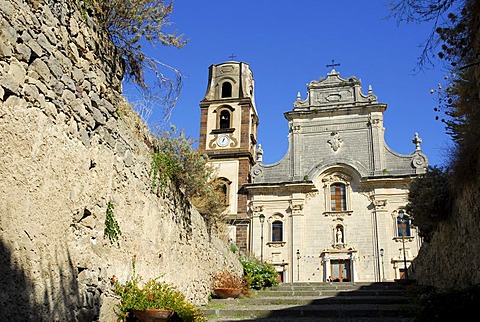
[330,259,351,282]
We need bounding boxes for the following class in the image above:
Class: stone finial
[412,132,422,151]
[256,144,263,162]
[296,92,301,101]
[368,85,373,94]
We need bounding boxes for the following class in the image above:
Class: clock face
[217,135,230,147]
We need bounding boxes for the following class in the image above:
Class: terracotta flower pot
[214,288,242,299]
[131,309,174,322]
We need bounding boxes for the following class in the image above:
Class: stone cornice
[243,181,317,194]
[284,103,387,121]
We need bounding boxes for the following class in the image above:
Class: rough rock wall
[0,0,241,321]
[412,181,480,290]
[412,6,480,291]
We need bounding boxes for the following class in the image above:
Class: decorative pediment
[322,172,352,185]
[292,70,378,110]
[267,213,284,223]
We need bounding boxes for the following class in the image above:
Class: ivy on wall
[104,202,122,244]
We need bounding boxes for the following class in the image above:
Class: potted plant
[212,270,247,299]
[111,256,205,321]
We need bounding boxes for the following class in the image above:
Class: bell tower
[198,61,259,252]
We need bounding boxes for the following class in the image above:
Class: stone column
[350,253,358,282]
[323,253,331,282]
[290,199,304,283]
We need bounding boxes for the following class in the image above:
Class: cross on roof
[229,53,236,60]
[326,59,340,69]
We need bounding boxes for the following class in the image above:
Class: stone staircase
[202,282,419,321]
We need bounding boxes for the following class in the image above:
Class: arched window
[272,221,283,242]
[330,183,346,211]
[221,82,232,98]
[215,177,231,205]
[220,183,228,204]
[397,210,411,237]
[219,110,231,129]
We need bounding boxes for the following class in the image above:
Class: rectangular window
[331,184,346,211]
[272,221,283,242]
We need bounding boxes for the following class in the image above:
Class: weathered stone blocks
[1,1,241,321]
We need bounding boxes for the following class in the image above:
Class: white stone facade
[245,69,427,283]
[198,63,427,283]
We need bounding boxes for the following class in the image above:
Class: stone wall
[0,0,241,321]
[411,11,480,289]
[411,181,480,290]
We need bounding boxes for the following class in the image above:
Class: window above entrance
[331,183,346,211]
[321,172,352,216]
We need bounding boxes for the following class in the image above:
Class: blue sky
[124,0,453,167]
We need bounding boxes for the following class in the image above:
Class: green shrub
[406,166,452,242]
[149,127,227,227]
[240,256,279,290]
[111,256,205,321]
[77,0,187,89]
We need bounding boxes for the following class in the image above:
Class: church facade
[198,61,427,283]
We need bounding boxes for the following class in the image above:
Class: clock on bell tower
[198,61,259,252]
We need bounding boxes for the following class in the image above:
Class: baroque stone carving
[252,166,263,177]
[267,241,286,248]
[251,205,264,214]
[290,203,303,215]
[291,125,301,133]
[323,210,353,217]
[370,118,381,127]
[327,131,343,152]
[412,132,422,151]
[326,93,341,102]
[291,204,303,211]
[267,213,284,223]
[411,154,427,168]
[306,191,319,200]
[219,65,234,74]
[373,199,387,210]
[322,172,351,185]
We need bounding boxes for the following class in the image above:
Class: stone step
[272,282,406,291]
[204,304,418,320]
[208,317,414,322]
[255,289,406,297]
[209,295,410,306]
[203,282,417,321]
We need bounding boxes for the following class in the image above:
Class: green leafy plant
[240,256,279,290]
[149,127,227,227]
[229,242,239,254]
[111,256,205,321]
[104,202,122,244]
[77,0,187,89]
[390,1,480,186]
[406,166,452,242]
